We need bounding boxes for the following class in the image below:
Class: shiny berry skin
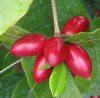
[33,54,53,83]
[44,37,66,66]
[91,96,100,98]
[65,44,92,78]
[61,16,90,36]
[10,34,47,57]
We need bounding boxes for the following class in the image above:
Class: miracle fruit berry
[33,54,53,83]
[10,34,47,56]
[65,44,92,78]
[44,37,66,66]
[91,96,100,98]
[61,16,90,36]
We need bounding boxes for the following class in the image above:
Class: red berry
[61,16,90,36]
[91,96,100,98]
[10,34,47,56]
[33,54,53,83]
[44,37,66,66]
[65,44,92,78]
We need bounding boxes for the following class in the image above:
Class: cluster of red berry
[10,16,92,84]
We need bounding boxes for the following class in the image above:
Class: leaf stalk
[0,59,21,74]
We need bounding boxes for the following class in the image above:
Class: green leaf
[74,76,91,94]
[17,0,54,36]
[88,45,100,95]
[74,44,99,94]
[80,44,100,95]
[21,57,53,98]
[0,26,30,49]
[0,46,13,70]
[0,0,33,35]
[0,72,23,98]
[91,17,100,31]
[57,0,90,27]
[74,43,100,95]
[33,81,54,98]
[0,0,89,48]
[0,46,23,97]
[39,63,51,70]
[65,29,100,94]
[66,28,100,45]
[49,64,67,97]
[58,70,82,98]
[0,46,22,78]
[12,77,35,98]
[21,57,35,86]
[17,0,89,35]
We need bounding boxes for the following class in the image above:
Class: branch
[51,0,60,37]
[0,59,21,74]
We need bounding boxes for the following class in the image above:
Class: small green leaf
[12,77,35,98]
[39,63,51,70]
[49,63,67,97]
[67,28,100,45]
[58,70,82,98]
[0,0,33,35]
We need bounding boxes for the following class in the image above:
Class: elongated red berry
[10,34,47,56]
[33,54,53,83]
[91,96,100,98]
[61,16,90,36]
[65,44,92,78]
[44,37,66,66]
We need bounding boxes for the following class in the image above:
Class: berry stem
[0,59,21,74]
[51,0,60,37]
